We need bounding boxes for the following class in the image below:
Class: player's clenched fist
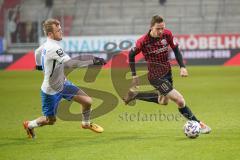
[180,67,188,77]
[93,57,106,65]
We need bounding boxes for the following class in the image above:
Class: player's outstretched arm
[35,45,44,71]
[129,48,140,88]
[64,56,106,69]
[172,46,185,68]
[172,46,188,77]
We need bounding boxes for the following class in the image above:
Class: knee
[46,117,56,125]
[48,119,56,125]
[175,97,185,108]
[75,95,93,107]
[82,96,93,107]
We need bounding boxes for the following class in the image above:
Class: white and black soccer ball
[183,120,201,138]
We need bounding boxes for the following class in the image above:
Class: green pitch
[0,66,240,160]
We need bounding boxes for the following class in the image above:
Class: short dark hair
[43,18,60,36]
[151,15,164,27]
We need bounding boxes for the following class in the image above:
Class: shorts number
[160,83,169,91]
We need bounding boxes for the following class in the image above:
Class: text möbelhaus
[176,34,240,50]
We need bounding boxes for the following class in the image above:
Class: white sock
[28,120,39,129]
[82,121,90,126]
[82,109,91,126]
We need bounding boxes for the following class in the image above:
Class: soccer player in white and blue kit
[23,19,105,138]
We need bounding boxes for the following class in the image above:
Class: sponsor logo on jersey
[56,49,64,57]
[161,39,167,46]
[148,47,168,55]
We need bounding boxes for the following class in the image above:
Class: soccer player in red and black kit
[123,15,211,134]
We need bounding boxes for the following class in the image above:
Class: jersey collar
[47,38,61,45]
[147,30,161,42]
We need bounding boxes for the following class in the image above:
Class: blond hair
[43,18,60,36]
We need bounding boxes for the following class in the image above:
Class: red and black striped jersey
[133,29,178,79]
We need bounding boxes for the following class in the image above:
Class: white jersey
[35,38,71,95]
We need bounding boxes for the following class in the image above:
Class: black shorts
[148,71,173,96]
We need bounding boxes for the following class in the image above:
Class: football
[183,120,201,138]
